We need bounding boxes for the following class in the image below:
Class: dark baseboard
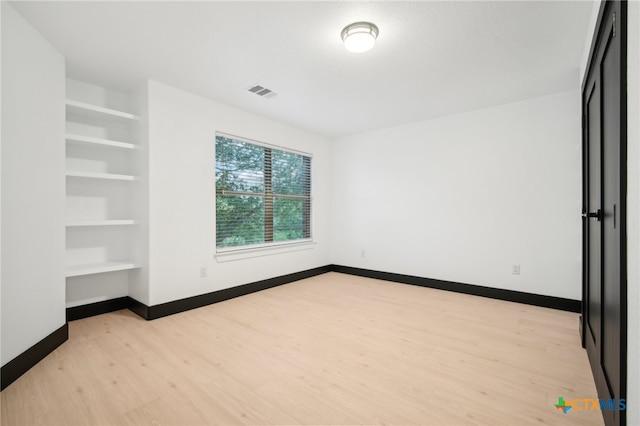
[0,323,68,391]
[127,296,150,320]
[129,265,333,320]
[60,265,582,321]
[66,296,131,321]
[330,265,581,313]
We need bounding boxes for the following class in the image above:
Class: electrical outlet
[361,250,366,258]
[512,264,521,275]
[200,267,207,278]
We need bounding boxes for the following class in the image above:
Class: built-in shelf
[66,171,137,181]
[66,220,138,227]
[66,99,139,121]
[66,262,138,278]
[65,80,143,309]
[66,134,136,150]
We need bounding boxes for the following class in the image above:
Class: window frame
[215,132,313,254]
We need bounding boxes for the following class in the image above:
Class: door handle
[582,209,602,221]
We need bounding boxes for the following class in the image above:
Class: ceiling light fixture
[341,21,379,53]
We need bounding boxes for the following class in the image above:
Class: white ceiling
[10,1,593,138]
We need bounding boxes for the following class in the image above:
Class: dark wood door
[584,77,602,358]
[581,2,627,426]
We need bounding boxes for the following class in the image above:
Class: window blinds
[215,134,311,249]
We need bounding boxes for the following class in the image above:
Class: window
[215,133,311,250]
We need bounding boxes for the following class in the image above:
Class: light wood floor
[1,272,603,425]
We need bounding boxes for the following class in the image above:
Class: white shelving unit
[66,262,138,278]
[66,220,138,227]
[65,99,140,121]
[66,133,137,150]
[66,171,137,181]
[65,79,142,308]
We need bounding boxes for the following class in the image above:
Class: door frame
[581,1,627,425]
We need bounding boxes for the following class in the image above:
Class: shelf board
[66,171,137,181]
[66,99,140,121]
[66,262,138,277]
[66,220,138,227]
[66,134,137,150]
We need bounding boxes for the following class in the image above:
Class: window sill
[215,240,315,262]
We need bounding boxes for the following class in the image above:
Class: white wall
[1,3,66,365]
[332,90,581,300]
[1,1,3,364]
[128,83,151,305]
[579,0,601,84]
[145,81,332,306]
[625,1,639,423]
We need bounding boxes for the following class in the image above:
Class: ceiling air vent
[248,84,278,99]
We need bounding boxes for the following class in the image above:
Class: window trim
[215,132,313,253]
[214,239,315,262]
[216,132,312,158]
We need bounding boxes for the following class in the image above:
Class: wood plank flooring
[1,272,603,425]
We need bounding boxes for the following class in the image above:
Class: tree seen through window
[215,135,311,248]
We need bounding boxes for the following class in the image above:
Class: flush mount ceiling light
[341,21,379,53]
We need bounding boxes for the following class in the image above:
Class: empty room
[1,1,638,425]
